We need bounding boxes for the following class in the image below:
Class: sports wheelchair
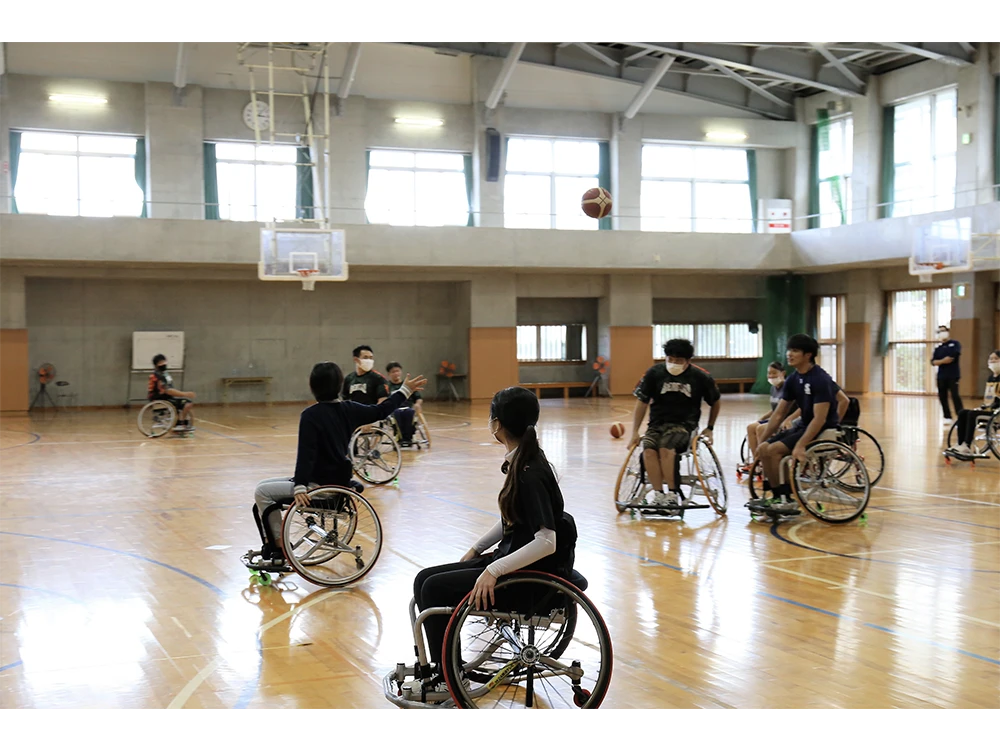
[349,422,404,485]
[137,399,194,438]
[242,485,383,587]
[387,409,432,450]
[614,434,728,518]
[746,427,871,524]
[384,569,613,709]
[944,409,1000,464]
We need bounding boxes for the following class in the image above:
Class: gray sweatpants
[254,477,314,546]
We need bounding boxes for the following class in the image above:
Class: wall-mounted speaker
[485,128,501,183]
[748,322,760,334]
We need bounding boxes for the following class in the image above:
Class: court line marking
[0,430,42,450]
[764,538,1000,565]
[197,419,236,431]
[872,485,999,507]
[0,660,24,673]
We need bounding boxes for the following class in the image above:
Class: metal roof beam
[881,42,974,66]
[623,55,674,118]
[485,42,526,110]
[710,63,794,110]
[809,43,865,89]
[337,43,362,101]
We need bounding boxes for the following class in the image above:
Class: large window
[886,287,952,394]
[652,323,761,360]
[892,88,957,217]
[13,131,143,217]
[816,295,845,383]
[215,142,297,222]
[818,117,853,227]
[365,149,469,226]
[517,324,587,362]
[504,138,599,230]
[641,144,753,233]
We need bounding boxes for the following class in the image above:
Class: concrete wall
[517,297,598,384]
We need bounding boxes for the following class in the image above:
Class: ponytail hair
[491,387,548,526]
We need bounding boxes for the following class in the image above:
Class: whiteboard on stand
[132,332,185,370]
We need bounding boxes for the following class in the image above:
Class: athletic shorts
[767,424,807,451]
[641,423,694,452]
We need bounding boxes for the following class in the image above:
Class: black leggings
[938,378,964,419]
[413,557,492,664]
[956,409,990,447]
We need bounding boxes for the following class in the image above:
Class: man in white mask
[341,345,390,406]
[629,338,721,509]
[931,325,963,424]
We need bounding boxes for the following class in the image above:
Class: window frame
[364,147,470,227]
[212,140,300,222]
[891,87,958,218]
[885,286,953,395]
[651,322,762,361]
[516,323,588,364]
[503,136,601,230]
[817,115,853,228]
[815,295,846,383]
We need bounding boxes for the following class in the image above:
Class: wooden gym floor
[0,393,997,709]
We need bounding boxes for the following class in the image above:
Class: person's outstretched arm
[343,373,428,430]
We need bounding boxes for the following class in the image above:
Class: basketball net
[297,269,319,291]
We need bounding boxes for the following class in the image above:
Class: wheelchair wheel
[987,413,1000,460]
[745,456,776,522]
[137,400,177,438]
[792,441,870,524]
[281,486,382,587]
[350,426,402,485]
[692,437,727,515]
[414,413,432,449]
[739,435,750,466]
[441,572,613,709]
[838,427,884,486]
[614,444,645,513]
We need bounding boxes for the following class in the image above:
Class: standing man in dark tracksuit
[931,325,963,424]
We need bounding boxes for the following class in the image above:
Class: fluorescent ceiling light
[49,94,108,105]
[705,131,748,142]
[394,117,444,128]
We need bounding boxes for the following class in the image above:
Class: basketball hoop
[296,269,320,291]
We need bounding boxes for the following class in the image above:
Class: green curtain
[808,124,820,229]
[464,153,474,227]
[598,141,612,230]
[879,105,895,219]
[746,149,758,233]
[296,146,314,220]
[203,143,219,220]
[364,149,371,224]
[878,298,890,357]
[9,131,21,214]
[994,75,999,201]
[134,137,147,218]
[751,274,807,394]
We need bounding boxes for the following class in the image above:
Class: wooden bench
[221,376,273,404]
[714,377,756,393]
[519,382,592,399]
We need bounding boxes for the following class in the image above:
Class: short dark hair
[768,361,785,372]
[309,361,343,402]
[663,338,694,360]
[937,325,950,331]
[386,361,402,372]
[353,345,373,358]
[991,349,1000,358]
[152,354,166,366]
[786,333,819,363]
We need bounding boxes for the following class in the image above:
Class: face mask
[989,362,1000,375]
[937,332,949,341]
[488,418,503,445]
[768,377,783,387]
[157,364,167,372]
[666,363,685,376]
[358,359,374,372]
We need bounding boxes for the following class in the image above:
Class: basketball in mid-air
[610,422,625,439]
[581,187,613,219]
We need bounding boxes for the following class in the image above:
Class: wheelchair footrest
[241,552,292,573]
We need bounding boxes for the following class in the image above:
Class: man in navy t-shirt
[750,334,839,513]
[931,325,963,423]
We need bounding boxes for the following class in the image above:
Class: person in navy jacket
[931,325,963,423]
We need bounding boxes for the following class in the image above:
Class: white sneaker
[662,491,682,508]
[942,418,953,425]
[953,444,973,456]
[649,490,667,505]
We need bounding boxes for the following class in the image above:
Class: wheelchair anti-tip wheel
[281,485,383,587]
[137,399,177,438]
[792,440,871,524]
[692,436,728,515]
[440,571,613,709]
[350,426,403,484]
[987,413,1000,460]
[613,444,645,513]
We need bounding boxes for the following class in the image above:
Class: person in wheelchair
[769,380,853,438]
[249,362,427,567]
[410,386,577,689]
[342,345,390,405]
[945,349,1000,459]
[148,354,196,432]
[628,338,721,508]
[386,361,423,446]
[741,361,787,470]
[751,334,839,515]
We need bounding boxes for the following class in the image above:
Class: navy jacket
[932,340,961,380]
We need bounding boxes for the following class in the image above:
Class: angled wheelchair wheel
[692,437,728,515]
[281,485,382,587]
[614,445,645,513]
[350,426,402,484]
[441,572,613,709]
[838,427,884,486]
[739,435,750,466]
[987,412,1000,460]
[414,414,432,449]
[137,400,177,438]
[792,441,870,524]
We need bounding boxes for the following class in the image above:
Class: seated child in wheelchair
[945,349,1000,459]
[628,338,721,507]
[249,362,427,567]
[411,386,577,686]
[386,361,423,446]
[743,361,787,469]
[148,353,196,432]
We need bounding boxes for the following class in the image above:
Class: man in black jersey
[386,361,423,446]
[342,345,390,405]
[629,338,721,507]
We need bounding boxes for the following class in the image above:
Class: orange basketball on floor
[610,422,625,439]
[582,187,613,219]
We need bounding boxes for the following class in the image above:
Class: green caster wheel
[250,571,272,586]
[858,513,868,528]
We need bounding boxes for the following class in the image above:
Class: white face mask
[936,331,949,341]
[666,363,685,376]
[989,362,1000,375]
[768,377,783,387]
[358,358,374,372]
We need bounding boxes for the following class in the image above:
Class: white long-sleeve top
[471,519,558,577]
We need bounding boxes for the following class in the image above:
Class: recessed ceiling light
[49,94,108,105]
[705,131,748,142]
[394,117,444,128]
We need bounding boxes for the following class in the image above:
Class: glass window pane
[697,324,727,358]
[890,342,929,393]
[539,325,567,361]
[580,325,587,362]
[19,132,78,152]
[934,287,952,330]
[506,139,552,173]
[217,161,256,221]
[844,117,854,172]
[933,89,957,156]
[368,149,415,168]
[819,344,839,381]
[653,324,694,357]
[215,142,257,161]
[504,174,551,228]
[517,326,538,360]
[414,151,464,171]
[256,164,296,221]
[641,180,691,232]
[414,171,469,226]
[728,324,759,358]
[366,169,416,225]
[79,155,142,217]
[554,176,599,231]
[891,290,927,341]
[641,145,694,179]
[694,147,748,181]
[933,152,956,211]
[255,144,297,163]
[553,140,598,176]
[78,135,137,155]
[693,182,752,233]
[14,152,79,215]
[818,297,835,340]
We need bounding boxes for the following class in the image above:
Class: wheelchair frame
[137,399,182,438]
[945,410,1000,463]
[349,423,403,484]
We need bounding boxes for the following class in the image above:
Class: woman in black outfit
[413,386,576,671]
